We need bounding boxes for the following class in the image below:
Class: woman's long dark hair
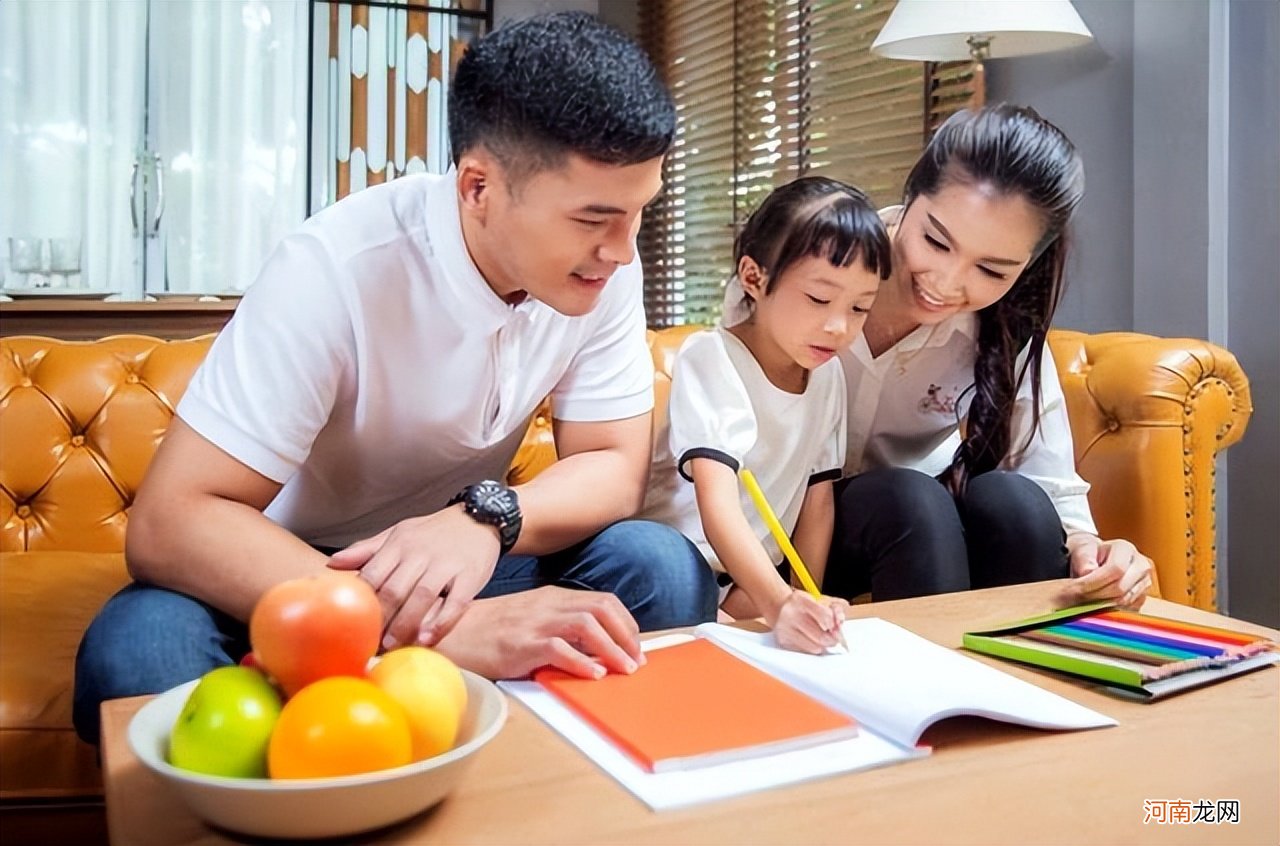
[904,105,1085,497]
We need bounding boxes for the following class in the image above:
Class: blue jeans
[73,519,714,744]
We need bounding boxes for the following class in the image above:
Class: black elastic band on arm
[678,448,740,483]
[807,468,841,487]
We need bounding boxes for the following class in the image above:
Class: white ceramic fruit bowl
[128,669,507,839]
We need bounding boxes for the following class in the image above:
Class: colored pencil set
[963,603,1280,698]
[1012,609,1275,681]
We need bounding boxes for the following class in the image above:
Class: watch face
[463,481,521,554]
[472,481,516,520]
[454,481,520,554]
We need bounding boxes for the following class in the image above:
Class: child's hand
[774,591,849,654]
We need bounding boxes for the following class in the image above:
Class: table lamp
[871,0,1093,106]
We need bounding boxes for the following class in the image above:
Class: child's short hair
[448,12,676,183]
[735,176,893,293]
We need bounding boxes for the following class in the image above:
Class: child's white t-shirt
[639,326,846,574]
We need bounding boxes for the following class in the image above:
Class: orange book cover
[534,638,858,773]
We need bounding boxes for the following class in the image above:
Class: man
[74,12,716,744]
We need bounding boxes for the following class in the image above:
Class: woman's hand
[773,590,848,654]
[1064,533,1154,610]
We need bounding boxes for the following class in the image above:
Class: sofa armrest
[1048,330,1253,609]
[0,551,132,798]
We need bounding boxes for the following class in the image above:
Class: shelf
[0,299,239,340]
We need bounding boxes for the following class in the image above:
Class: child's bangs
[775,198,892,281]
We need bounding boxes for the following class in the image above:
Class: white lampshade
[871,0,1093,61]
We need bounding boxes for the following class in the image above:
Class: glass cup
[8,237,47,288]
[48,237,83,288]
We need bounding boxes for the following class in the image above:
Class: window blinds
[639,0,976,327]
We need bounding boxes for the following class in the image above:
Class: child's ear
[737,256,767,300]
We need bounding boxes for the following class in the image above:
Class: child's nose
[824,313,849,335]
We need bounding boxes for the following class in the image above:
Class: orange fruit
[267,677,413,779]
[368,647,468,761]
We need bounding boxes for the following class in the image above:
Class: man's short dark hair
[448,11,675,178]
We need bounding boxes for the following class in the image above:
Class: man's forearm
[127,494,330,622]
[510,448,645,555]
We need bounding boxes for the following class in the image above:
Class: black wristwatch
[448,480,522,557]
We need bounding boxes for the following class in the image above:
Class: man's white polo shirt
[177,172,654,548]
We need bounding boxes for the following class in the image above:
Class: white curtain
[0,1,146,295]
[149,0,308,294]
[0,0,307,299]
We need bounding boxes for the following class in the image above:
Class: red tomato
[249,574,382,696]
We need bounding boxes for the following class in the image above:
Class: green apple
[168,666,283,778]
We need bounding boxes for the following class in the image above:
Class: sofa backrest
[2,329,1250,610]
[0,327,1198,552]
[1,330,706,553]
[1,335,214,552]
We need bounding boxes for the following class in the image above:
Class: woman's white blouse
[839,311,1097,536]
[640,327,846,572]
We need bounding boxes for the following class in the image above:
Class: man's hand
[1062,533,1154,610]
[431,586,644,680]
[327,504,501,649]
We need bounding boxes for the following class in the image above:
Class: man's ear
[737,255,767,301]
[456,151,494,222]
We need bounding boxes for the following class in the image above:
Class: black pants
[826,467,1069,601]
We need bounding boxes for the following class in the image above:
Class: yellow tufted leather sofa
[0,327,1253,802]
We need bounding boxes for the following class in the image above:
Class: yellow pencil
[739,467,849,653]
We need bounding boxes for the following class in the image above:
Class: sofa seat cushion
[0,551,130,798]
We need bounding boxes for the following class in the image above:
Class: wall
[596,0,639,35]
[1131,1,1217,342]
[494,0,598,27]
[493,0,637,33]
[984,0,1278,625]
[987,1,1136,334]
[1224,0,1279,627]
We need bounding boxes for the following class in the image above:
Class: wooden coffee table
[101,582,1279,845]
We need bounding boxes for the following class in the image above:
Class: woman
[826,104,1154,608]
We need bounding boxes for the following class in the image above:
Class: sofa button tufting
[1106,418,1121,432]
[16,505,32,518]
[125,374,140,385]
[71,435,86,447]
[19,377,32,388]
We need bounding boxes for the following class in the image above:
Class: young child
[640,176,891,654]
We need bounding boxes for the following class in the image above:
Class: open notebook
[501,618,1115,811]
